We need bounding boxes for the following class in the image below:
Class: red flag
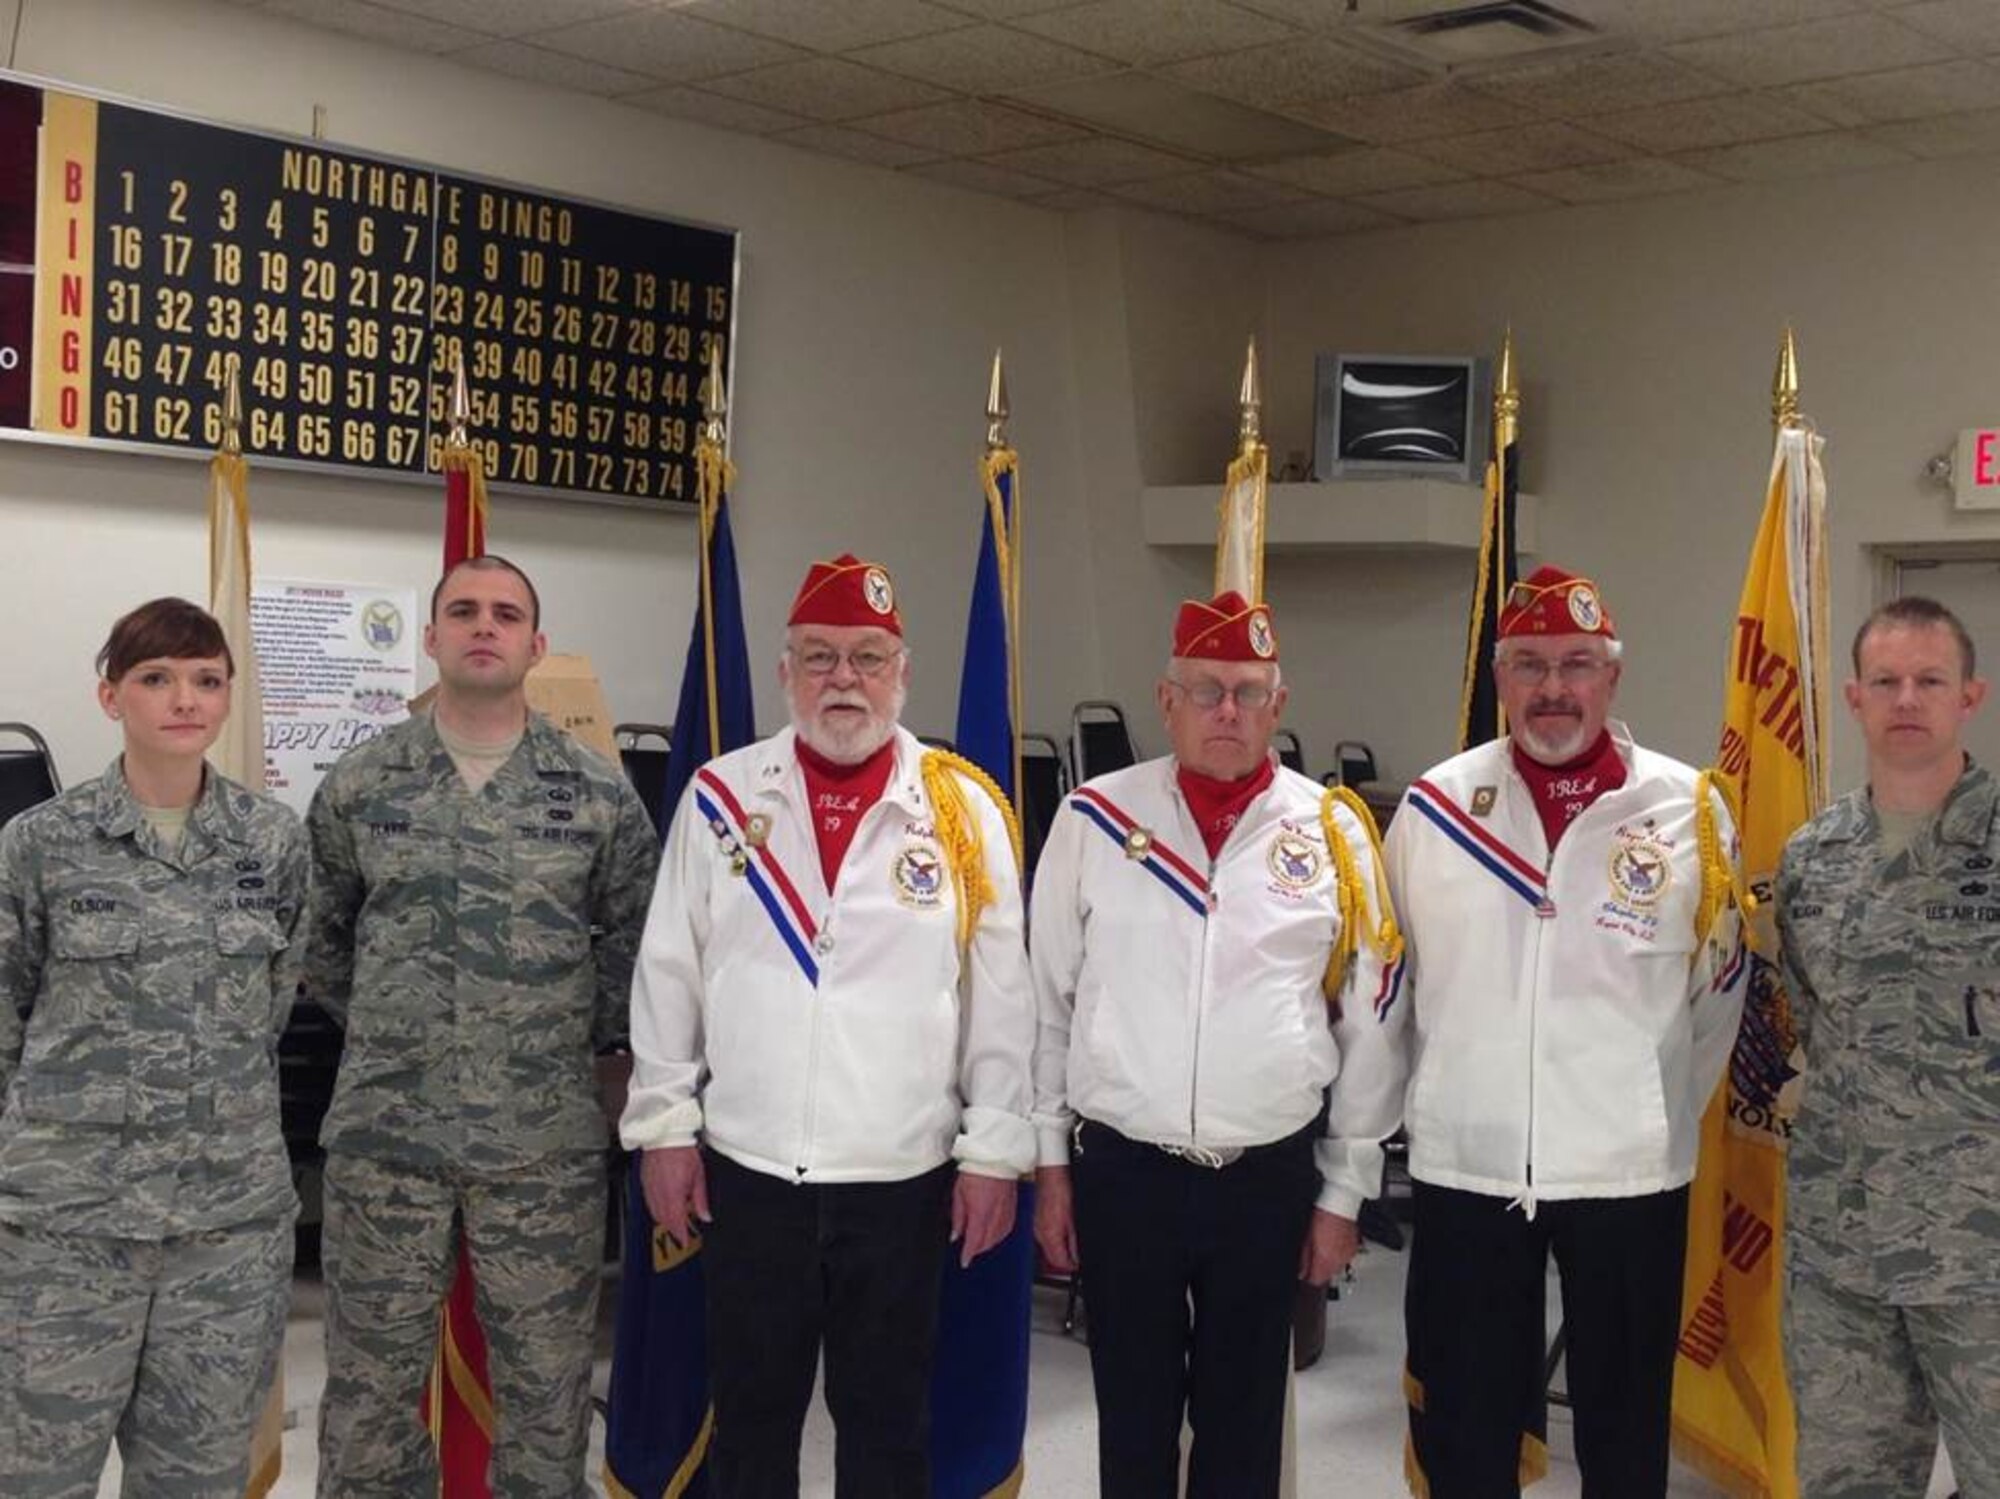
[424,435,494,1494]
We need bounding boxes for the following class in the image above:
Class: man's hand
[950,1172,1018,1268]
[1033,1165,1078,1275]
[640,1145,710,1247]
[1299,1208,1360,1286]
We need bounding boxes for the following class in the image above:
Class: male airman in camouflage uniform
[1778,596,2000,1499]
[1,599,308,1498]
[307,556,659,1498]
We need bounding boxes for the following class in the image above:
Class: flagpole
[698,341,727,762]
[985,348,1023,821]
[1773,325,1799,432]
[1492,329,1518,735]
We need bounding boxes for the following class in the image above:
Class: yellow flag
[1215,440,1266,602]
[207,450,266,790]
[1671,424,1828,1498]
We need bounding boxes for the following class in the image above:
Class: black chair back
[1019,733,1067,883]
[614,723,674,837]
[0,723,60,830]
[1070,701,1137,786]
[1273,728,1306,776]
[1333,739,1378,788]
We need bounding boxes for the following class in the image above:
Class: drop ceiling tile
[1005,72,1349,159]
[1285,82,1538,143]
[1247,196,1406,237]
[771,122,945,167]
[1589,92,1835,152]
[1463,52,1730,119]
[451,38,657,93]
[1674,127,1913,179]
[905,157,1067,196]
[1010,0,1299,67]
[1775,59,2000,125]
[372,0,646,36]
[1407,121,1633,175]
[1355,177,1562,221]
[1554,0,1876,45]
[533,7,804,81]
[1249,145,1464,196]
[855,99,1087,155]
[854,23,1121,92]
[1025,185,1121,210]
[1863,103,2000,156]
[700,57,953,121]
[930,0,1094,16]
[268,0,483,50]
[1160,36,1428,106]
[1665,13,1949,88]
[677,0,969,52]
[624,84,809,133]
[984,135,1197,184]
[1111,168,1307,212]
[1890,0,2000,54]
[1510,155,1727,203]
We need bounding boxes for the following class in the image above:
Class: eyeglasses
[1166,678,1277,712]
[1499,653,1612,686]
[790,645,903,679]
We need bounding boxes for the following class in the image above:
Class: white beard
[792,683,905,764]
[1514,715,1589,765]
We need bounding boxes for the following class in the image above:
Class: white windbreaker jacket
[619,726,1035,1183]
[1029,756,1410,1218]
[1383,725,1748,1208]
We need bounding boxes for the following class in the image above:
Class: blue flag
[931,446,1036,1499]
[604,437,752,1499]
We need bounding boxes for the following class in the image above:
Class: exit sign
[1956,428,2000,510]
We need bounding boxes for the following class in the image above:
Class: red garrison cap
[1498,564,1616,641]
[1172,591,1278,662]
[788,553,902,636]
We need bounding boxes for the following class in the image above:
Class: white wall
[2,0,1107,778]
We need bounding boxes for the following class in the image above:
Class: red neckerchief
[796,737,897,889]
[1511,730,1626,852]
[1175,756,1277,860]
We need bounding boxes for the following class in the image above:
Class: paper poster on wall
[251,577,418,813]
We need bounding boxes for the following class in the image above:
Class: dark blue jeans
[699,1149,954,1499]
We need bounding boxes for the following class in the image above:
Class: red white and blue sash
[1071,786,1208,917]
[1405,778,1548,913]
[694,768,820,986]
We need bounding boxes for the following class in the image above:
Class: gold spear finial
[1237,336,1261,452]
[222,354,243,457]
[449,353,470,448]
[1493,326,1520,452]
[1773,326,1800,430]
[702,338,728,447]
[985,348,1010,451]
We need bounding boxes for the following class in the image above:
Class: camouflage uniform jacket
[1778,761,2000,1304]
[0,761,308,1238]
[305,711,659,1174]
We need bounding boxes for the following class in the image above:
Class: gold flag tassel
[921,749,1023,956]
[1317,785,1404,998]
[696,341,734,761]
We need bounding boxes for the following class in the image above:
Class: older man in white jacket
[1386,564,1748,1499]
[1031,591,1409,1499]
[620,554,1034,1499]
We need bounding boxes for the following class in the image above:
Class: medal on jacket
[1123,826,1153,860]
[743,813,771,848]
[729,851,749,877]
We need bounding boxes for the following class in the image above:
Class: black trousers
[1404,1181,1691,1499]
[1071,1119,1321,1499]
[699,1149,955,1499]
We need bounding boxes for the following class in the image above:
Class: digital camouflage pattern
[315,1151,604,1499]
[0,1214,292,1499]
[304,712,659,1173]
[1777,761,2000,1305]
[0,760,308,1238]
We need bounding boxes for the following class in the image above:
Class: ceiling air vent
[1373,1,1600,66]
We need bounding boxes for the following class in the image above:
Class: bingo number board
[0,74,737,508]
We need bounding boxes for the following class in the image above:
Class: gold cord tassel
[1317,785,1404,998]
[920,749,1023,954]
[1692,769,1757,946]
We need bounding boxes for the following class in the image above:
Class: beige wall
[2,0,1107,776]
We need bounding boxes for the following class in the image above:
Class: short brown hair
[1851,596,1976,679]
[430,554,541,629]
[96,597,234,682]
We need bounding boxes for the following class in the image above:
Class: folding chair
[614,723,674,838]
[1273,728,1306,776]
[1069,701,1138,787]
[0,723,60,830]
[1018,733,1067,885]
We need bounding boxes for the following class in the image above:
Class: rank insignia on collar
[1124,826,1153,860]
[1471,786,1498,817]
[744,813,772,848]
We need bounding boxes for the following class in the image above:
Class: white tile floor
[100,1235,1957,1497]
